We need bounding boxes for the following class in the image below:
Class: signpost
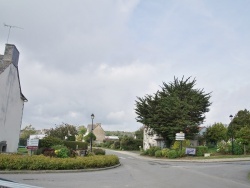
[27,139,39,155]
[175,132,185,151]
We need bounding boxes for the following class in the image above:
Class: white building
[143,126,165,150]
[0,44,27,152]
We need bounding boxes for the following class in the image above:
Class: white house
[143,126,165,150]
[0,44,27,153]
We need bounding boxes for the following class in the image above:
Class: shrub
[161,148,170,157]
[93,148,105,155]
[120,137,143,150]
[168,150,178,159]
[155,150,162,158]
[39,136,63,148]
[217,141,231,154]
[52,145,70,158]
[113,141,121,149]
[147,146,161,156]
[102,140,115,148]
[233,140,244,155]
[0,154,119,170]
[196,146,208,156]
[42,148,55,157]
[172,140,191,150]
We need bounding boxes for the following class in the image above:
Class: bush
[42,148,56,157]
[39,136,63,148]
[177,148,186,157]
[93,148,105,155]
[171,140,190,150]
[196,146,208,156]
[113,141,121,149]
[232,141,244,155]
[168,150,178,159]
[155,150,162,158]
[0,154,119,170]
[161,148,170,157]
[217,141,230,154]
[120,137,143,150]
[147,146,161,156]
[52,145,70,158]
[101,140,115,148]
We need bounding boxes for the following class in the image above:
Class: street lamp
[90,113,95,152]
[229,114,233,155]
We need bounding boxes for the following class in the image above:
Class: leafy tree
[20,125,37,139]
[77,125,87,135]
[75,125,87,141]
[236,126,250,155]
[135,76,211,147]
[45,123,78,140]
[228,109,250,137]
[83,132,96,143]
[134,127,144,140]
[204,123,227,145]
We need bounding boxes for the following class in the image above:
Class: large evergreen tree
[135,76,211,147]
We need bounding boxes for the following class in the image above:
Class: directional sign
[27,139,39,147]
[175,132,185,141]
[26,146,38,150]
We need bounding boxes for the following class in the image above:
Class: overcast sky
[0,0,249,131]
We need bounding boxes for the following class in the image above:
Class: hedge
[0,154,119,170]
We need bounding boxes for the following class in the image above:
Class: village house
[86,123,105,144]
[0,44,27,152]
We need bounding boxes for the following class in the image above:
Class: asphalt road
[0,150,250,188]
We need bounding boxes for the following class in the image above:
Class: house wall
[143,127,157,150]
[93,125,105,143]
[143,126,165,150]
[0,45,25,153]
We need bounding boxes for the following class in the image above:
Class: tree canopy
[135,76,211,147]
[45,123,78,140]
[134,126,144,140]
[204,122,227,145]
[20,125,37,139]
[228,109,250,137]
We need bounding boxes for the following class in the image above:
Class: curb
[0,163,121,174]
[107,149,250,163]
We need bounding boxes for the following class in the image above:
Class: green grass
[18,147,28,154]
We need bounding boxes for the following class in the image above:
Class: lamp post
[90,113,95,152]
[229,114,233,155]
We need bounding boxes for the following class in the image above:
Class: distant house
[85,123,105,143]
[104,136,119,141]
[29,134,46,140]
[0,44,27,153]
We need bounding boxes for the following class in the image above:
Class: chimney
[3,44,20,68]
